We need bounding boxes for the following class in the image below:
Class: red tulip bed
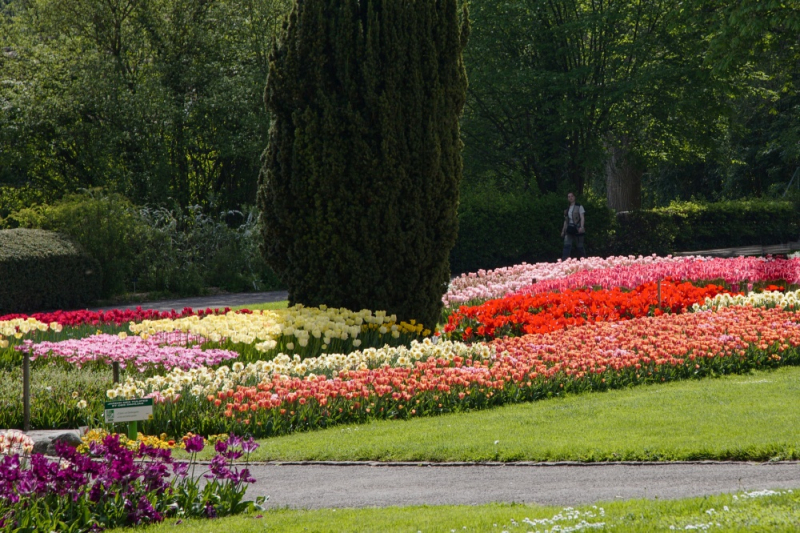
[443,279,732,341]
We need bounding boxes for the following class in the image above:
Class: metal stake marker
[113,362,120,384]
[23,353,31,431]
[658,279,662,308]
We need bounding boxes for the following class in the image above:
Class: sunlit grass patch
[192,365,800,463]
[110,488,800,532]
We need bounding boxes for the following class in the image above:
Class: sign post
[104,398,153,441]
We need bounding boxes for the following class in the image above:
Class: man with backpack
[560,192,585,261]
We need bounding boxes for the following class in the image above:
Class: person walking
[561,192,585,261]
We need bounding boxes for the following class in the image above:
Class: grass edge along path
[112,488,800,532]
[188,365,800,463]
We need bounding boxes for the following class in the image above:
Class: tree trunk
[606,143,642,212]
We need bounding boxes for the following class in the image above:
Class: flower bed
[0,432,263,531]
[19,331,239,372]
[443,254,701,308]
[115,305,800,439]
[0,306,234,327]
[517,256,800,297]
[128,305,431,363]
[444,279,730,341]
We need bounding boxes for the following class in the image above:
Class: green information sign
[104,398,154,423]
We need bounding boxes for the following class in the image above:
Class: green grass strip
[233,300,289,311]
[113,488,800,532]
[191,366,800,462]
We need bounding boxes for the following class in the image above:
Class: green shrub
[5,189,150,297]
[450,190,615,273]
[5,190,284,298]
[138,205,282,295]
[609,199,800,255]
[0,229,101,313]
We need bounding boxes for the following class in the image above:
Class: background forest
[1,0,799,297]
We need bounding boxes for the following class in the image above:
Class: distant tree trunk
[606,141,642,212]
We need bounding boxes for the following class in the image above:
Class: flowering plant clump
[443,254,699,307]
[128,304,431,362]
[119,305,800,439]
[0,317,62,349]
[18,331,239,372]
[444,280,731,341]
[695,288,800,312]
[0,433,264,532]
[106,338,493,402]
[0,306,234,328]
[515,256,800,298]
[0,430,34,457]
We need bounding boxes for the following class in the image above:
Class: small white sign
[104,398,153,423]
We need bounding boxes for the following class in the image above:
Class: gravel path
[243,461,800,509]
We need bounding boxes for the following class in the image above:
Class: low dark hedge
[609,199,800,256]
[451,196,799,274]
[0,229,102,314]
[450,191,614,274]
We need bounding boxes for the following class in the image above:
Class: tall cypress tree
[258,0,469,329]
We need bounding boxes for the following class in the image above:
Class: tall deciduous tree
[259,0,469,329]
[461,0,727,210]
[0,0,291,211]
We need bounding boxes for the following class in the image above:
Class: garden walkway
[243,462,800,509]
[88,290,288,313]
[673,241,800,258]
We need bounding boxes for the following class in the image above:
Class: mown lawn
[234,300,289,311]
[186,365,800,463]
[113,489,800,532]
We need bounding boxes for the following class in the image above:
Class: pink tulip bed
[2,255,800,440]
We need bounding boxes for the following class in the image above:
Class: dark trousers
[562,233,585,261]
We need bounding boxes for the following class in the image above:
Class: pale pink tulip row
[516,256,800,297]
[19,331,239,372]
[443,255,702,307]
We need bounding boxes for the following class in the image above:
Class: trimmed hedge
[0,229,101,314]
[450,191,615,274]
[609,199,800,256]
[451,196,800,273]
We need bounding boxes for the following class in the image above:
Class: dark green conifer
[258,0,469,329]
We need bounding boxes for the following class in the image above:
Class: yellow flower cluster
[106,338,494,401]
[80,429,229,450]
[127,305,431,353]
[0,318,62,347]
[694,289,800,311]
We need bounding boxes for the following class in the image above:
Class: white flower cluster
[127,305,419,353]
[106,338,494,400]
[693,290,800,312]
[0,429,35,456]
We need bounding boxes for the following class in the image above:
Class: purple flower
[205,455,232,481]
[184,435,204,453]
[227,434,243,449]
[214,440,228,454]
[205,502,217,518]
[241,437,259,454]
[172,462,189,478]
